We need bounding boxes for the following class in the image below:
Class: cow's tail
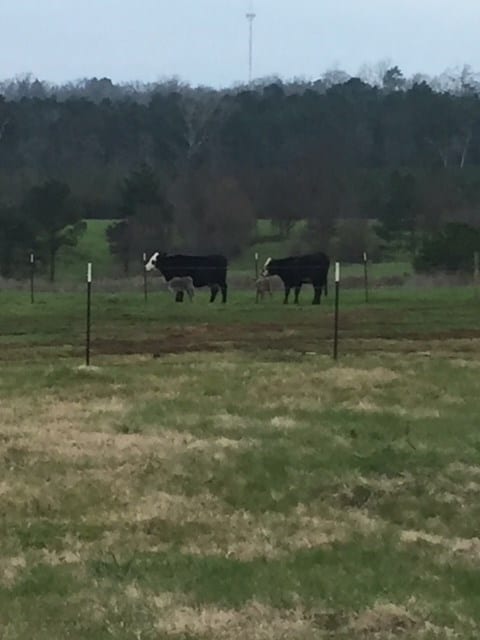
[324,276,328,297]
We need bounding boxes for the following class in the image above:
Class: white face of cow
[145,252,159,272]
[261,257,272,277]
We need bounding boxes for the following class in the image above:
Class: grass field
[1,287,480,638]
[53,219,413,283]
[57,220,117,280]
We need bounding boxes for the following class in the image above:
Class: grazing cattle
[168,276,195,301]
[262,252,330,305]
[255,276,273,302]
[145,252,228,303]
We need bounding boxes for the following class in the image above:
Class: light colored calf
[168,276,195,301]
[255,276,273,302]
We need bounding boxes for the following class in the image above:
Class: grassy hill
[55,219,412,283]
[57,220,116,280]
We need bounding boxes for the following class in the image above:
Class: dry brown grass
[153,600,314,639]
[2,348,480,638]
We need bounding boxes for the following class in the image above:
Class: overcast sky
[1,0,479,87]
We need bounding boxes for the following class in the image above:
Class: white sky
[1,0,479,87]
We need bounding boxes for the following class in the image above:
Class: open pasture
[1,286,480,638]
[2,284,480,361]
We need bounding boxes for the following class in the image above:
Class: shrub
[414,223,480,273]
[328,218,383,262]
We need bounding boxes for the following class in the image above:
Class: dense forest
[2,65,480,278]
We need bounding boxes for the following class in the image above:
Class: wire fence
[0,267,476,296]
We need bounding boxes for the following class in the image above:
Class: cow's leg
[313,286,322,305]
[294,285,302,304]
[210,285,220,303]
[175,291,184,303]
[221,284,228,303]
[283,287,291,304]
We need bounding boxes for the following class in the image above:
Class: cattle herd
[145,251,331,305]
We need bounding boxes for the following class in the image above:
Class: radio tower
[246,2,256,85]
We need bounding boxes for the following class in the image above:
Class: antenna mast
[246,3,256,85]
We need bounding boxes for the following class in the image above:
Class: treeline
[2,65,480,278]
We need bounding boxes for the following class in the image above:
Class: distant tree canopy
[107,164,174,275]
[0,203,33,277]
[2,66,480,276]
[23,179,85,281]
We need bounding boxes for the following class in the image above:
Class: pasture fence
[29,252,35,304]
[4,259,480,298]
[474,252,479,299]
[85,263,92,366]
[142,252,148,303]
[255,252,260,303]
[3,266,479,299]
[333,262,340,360]
[363,252,369,304]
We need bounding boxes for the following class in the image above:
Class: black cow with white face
[262,252,330,305]
[145,252,228,303]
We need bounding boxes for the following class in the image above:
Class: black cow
[262,252,330,305]
[145,252,228,303]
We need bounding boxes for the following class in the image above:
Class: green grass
[1,291,480,637]
[1,350,480,637]
[51,218,413,282]
[1,285,479,361]
[231,220,306,272]
[57,219,115,279]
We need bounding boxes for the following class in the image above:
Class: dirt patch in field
[329,366,399,390]
[114,492,347,560]
[3,306,480,359]
[349,603,418,636]
[0,555,27,587]
[92,322,323,356]
[400,529,480,561]
[92,323,480,358]
[150,597,314,639]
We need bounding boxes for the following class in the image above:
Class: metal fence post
[363,251,369,303]
[86,263,92,366]
[29,252,35,304]
[143,252,148,303]
[333,262,340,360]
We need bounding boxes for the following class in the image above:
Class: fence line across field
[24,251,480,302]
[25,255,480,363]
